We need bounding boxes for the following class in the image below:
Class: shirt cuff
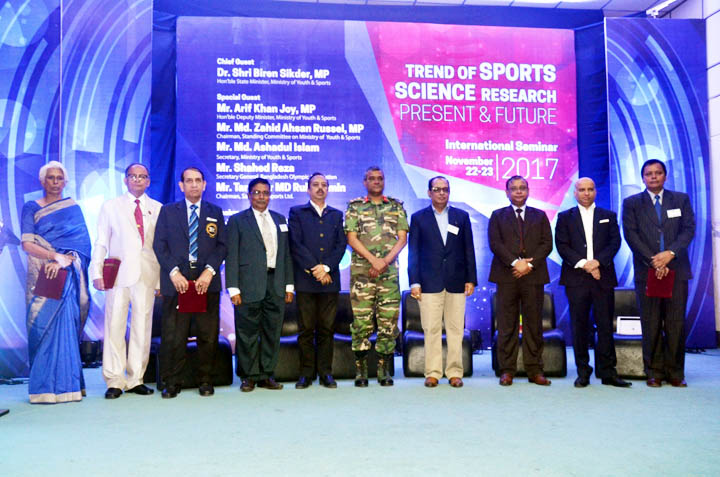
[169,266,179,277]
[410,284,421,290]
[228,287,240,297]
[205,265,216,276]
[286,285,294,293]
[323,264,330,273]
[575,259,587,269]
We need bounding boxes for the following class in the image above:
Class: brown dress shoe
[240,379,256,392]
[646,378,662,388]
[449,377,463,388]
[528,374,551,386]
[668,378,687,387]
[499,373,513,386]
[258,378,283,390]
[424,377,439,387]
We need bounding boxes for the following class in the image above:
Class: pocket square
[599,219,609,223]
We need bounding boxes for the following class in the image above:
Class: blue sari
[21,198,91,404]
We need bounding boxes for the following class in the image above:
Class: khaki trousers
[418,290,466,380]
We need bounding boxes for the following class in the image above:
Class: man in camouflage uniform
[345,166,408,387]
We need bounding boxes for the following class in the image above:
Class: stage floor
[1,349,719,476]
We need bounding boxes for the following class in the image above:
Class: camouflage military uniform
[345,195,408,354]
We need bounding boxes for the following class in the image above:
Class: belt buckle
[189,260,198,269]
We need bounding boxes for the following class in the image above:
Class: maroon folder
[177,280,207,313]
[103,258,121,289]
[34,265,68,300]
[646,268,675,298]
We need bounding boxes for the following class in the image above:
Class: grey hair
[39,161,68,182]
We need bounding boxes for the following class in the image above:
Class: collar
[432,205,449,216]
[252,207,270,219]
[185,198,201,210]
[363,195,389,204]
[646,189,664,201]
[577,203,596,213]
[309,200,326,216]
[126,192,147,205]
[511,204,527,213]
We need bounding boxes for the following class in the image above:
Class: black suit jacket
[555,206,620,290]
[488,205,552,284]
[622,189,695,282]
[408,205,477,293]
[288,202,346,293]
[153,200,227,296]
[225,208,293,302]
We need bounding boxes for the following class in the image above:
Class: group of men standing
[90,158,695,399]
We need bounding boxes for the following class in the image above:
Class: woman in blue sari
[21,161,92,404]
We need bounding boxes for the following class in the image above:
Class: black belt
[267,268,275,274]
[189,260,198,269]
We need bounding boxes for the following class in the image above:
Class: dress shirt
[574,203,596,269]
[646,189,664,204]
[253,207,278,269]
[169,198,214,277]
[309,201,331,273]
[433,205,449,246]
[510,204,530,268]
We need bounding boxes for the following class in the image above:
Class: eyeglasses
[509,186,528,192]
[431,187,449,193]
[127,174,149,181]
[251,190,271,197]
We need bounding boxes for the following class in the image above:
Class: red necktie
[134,199,144,245]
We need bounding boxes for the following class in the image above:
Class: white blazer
[90,192,163,289]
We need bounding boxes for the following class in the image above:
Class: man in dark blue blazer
[288,173,347,389]
[488,176,553,386]
[153,167,227,398]
[622,159,695,387]
[408,176,476,388]
[555,177,630,388]
[226,177,294,392]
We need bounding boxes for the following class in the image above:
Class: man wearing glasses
[408,176,477,388]
[226,177,294,392]
[90,163,163,399]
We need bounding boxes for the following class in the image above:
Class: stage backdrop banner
[175,16,579,350]
[606,18,714,347]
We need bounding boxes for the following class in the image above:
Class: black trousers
[159,290,219,389]
[635,279,688,380]
[234,270,285,381]
[496,280,545,377]
[296,291,338,377]
[565,283,617,379]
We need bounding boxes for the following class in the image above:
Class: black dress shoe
[319,375,337,388]
[574,376,590,388]
[257,378,283,390]
[198,382,214,396]
[104,387,122,399]
[295,376,311,389]
[161,386,179,399]
[126,384,154,395]
[240,379,255,392]
[354,377,369,387]
[601,376,632,388]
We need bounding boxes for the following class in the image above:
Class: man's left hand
[194,269,213,294]
[285,291,294,304]
[651,251,674,270]
[464,283,475,296]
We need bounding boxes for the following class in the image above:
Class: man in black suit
[226,177,294,392]
[555,177,630,388]
[153,167,227,398]
[488,175,552,386]
[288,172,347,389]
[408,176,476,388]
[622,159,695,387]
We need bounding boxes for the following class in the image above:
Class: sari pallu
[22,198,91,404]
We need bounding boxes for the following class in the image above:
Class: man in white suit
[91,163,162,399]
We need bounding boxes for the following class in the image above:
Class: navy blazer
[488,205,552,284]
[408,205,477,294]
[555,206,620,290]
[225,208,293,302]
[288,202,347,293]
[622,189,695,282]
[152,199,227,296]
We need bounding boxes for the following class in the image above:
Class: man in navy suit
[622,159,695,387]
[488,175,553,386]
[555,177,630,388]
[288,173,347,389]
[408,176,476,388]
[226,177,294,392]
[153,167,227,398]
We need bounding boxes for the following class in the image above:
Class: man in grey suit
[226,177,294,392]
[622,159,695,387]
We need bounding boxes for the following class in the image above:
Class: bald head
[574,177,596,208]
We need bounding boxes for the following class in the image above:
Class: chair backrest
[334,291,355,334]
[401,290,422,332]
[281,299,299,336]
[613,287,639,329]
[490,289,556,334]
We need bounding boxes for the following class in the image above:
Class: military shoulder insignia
[206,222,218,238]
[386,196,403,205]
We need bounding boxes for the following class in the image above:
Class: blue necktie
[654,195,664,251]
[189,204,198,260]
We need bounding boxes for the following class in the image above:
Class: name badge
[206,217,218,222]
[667,208,682,218]
[279,223,288,232]
[447,224,459,235]
[599,219,609,224]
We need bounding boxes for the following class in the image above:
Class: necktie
[260,212,275,262]
[189,204,198,260]
[134,199,144,246]
[516,208,525,256]
[654,195,664,251]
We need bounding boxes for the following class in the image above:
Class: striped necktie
[654,195,664,251]
[189,204,198,260]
